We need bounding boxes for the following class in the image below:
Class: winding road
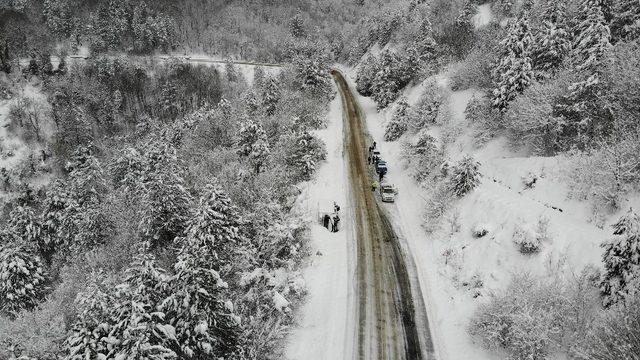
[332,69,436,360]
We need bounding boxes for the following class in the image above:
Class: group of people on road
[367,141,384,191]
[323,202,341,233]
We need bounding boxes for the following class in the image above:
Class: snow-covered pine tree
[138,142,193,248]
[106,253,176,360]
[64,273,115,359]
[261,77,281,116]
[491,16,535,111]
[285,130,327,181]
[160,80,180,119]
[178,183,243,265]
[289,9,306,38]
[139,166,192,248]
[371,50,411,110]
[162,185,242,358]
[225,61,239,83]
[254,66,265,88]
[244,90,261,116]
[405,19,436,79]
[572,0,612,77]
[384,98,410,141]
[237,118,270,174]
[532,0,571,76]
[449,156,482,197]
[611,0,640,42]
[600,208,640,307]
[294,57,332,100]
[40,179,80,262]
[65,146,107,206]
[8,205,41,247]
[557,0,612,148]
[355,54,378,96]
[456,0,477,29]
[0,242,48,316]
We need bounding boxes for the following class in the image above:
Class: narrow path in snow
[332,69,434,360]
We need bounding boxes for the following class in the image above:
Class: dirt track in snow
[332,69,435,360]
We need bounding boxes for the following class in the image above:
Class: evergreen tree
[244,90,260,116]
[449,156,482,197]
[384,98,410,141]
[138,158,192,248]
[284,130,327,181]
[600,208,640,307]
[532,1,571,75]
[289,9,306,38]
[572,0,612,77]
[611,0,640,42]
[261,77,281,116]
[43,0,75,38]
[161,186,242,358]
[178,183,243,265]
[556,0,613,148]
[225,61,238,82]
[107,254,177,359]
[371,50,411,110]
[294,57,332,100]
[491,16,535,111]
[7,205,41,248]
[40,179,80,262]
[237,119,270,174]
[64,273,115,359]
[66,146,107,206]
[0,242,48,317]
[355,54,378,96]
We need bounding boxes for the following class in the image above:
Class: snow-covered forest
[1,0,640,359]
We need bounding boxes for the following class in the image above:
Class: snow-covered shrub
[573,287,640,360]
[0,293,66,359]
[512,222,541,254]
[521,172,538,189]
[600,208,640,307]
[449,156,481,197]
[472,223,491,238]
[469,274,568,360]
[535,215,551,243]
[423,182,452,233]
[567,136,640,224]
[384,98,410,141]
[0,243,48,317]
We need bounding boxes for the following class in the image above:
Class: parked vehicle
[380,183,398,202]
[376,160,388,175]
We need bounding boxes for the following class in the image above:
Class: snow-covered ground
[338,67,623,359]
[286,87,356,360]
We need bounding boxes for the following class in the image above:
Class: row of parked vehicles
[371,148,398,202]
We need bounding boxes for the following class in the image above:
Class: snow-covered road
[286,79,356,360]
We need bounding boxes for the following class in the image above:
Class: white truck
[379,183,398,202]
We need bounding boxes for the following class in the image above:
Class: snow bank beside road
[286,89,355,360]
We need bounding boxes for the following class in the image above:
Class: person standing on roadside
[371,180,379,192]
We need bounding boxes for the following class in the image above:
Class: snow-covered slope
[345,69,620,359]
